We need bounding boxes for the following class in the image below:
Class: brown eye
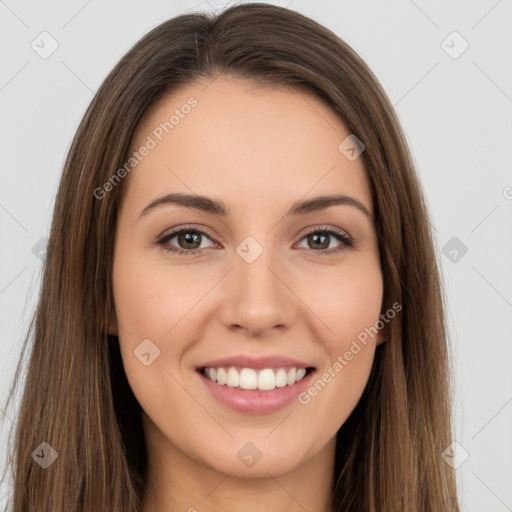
[176,231,202,250]
[156,227,216,255]
[296,227,355,255]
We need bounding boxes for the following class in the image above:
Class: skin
[110,75,388,512]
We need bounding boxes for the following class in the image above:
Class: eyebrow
[138,192,372,220]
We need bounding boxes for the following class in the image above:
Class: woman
[1,3,460,510]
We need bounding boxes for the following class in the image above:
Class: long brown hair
[1,3,460,510]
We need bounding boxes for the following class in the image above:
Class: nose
[217,247,296,337]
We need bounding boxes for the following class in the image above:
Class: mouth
[197,365,316,391]
[194,354,317,414]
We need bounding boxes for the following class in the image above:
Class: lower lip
[196,369,315,414]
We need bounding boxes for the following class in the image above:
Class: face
[111,76,386,480]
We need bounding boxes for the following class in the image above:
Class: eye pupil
[308,233,329,250]
[178,232,201,249]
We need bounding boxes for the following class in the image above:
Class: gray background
[1,1,511,510]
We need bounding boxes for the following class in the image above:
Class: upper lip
[196,355,315,370]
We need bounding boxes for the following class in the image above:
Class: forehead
[124,76,372,218]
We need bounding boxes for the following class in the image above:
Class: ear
[376,322,390,346]
[107,311,118,336]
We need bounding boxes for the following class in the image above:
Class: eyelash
[155,225,356,257]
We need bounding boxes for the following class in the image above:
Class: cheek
[112,249,217,394]
[112,250,204,340]
[298,263,382,411]
[112,254,201,416]
[303,260,384,353]
[326,282,383,352]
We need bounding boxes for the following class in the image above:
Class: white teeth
[258,369,275,391]
[295,368,306,382]
[239,368,258,390]
[226,367,239,387]
[216,367,227,385]
[203,366,310,391]
[275,368,287,388]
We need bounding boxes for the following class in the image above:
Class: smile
[200,366,314,391]
[196,365,316,414]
